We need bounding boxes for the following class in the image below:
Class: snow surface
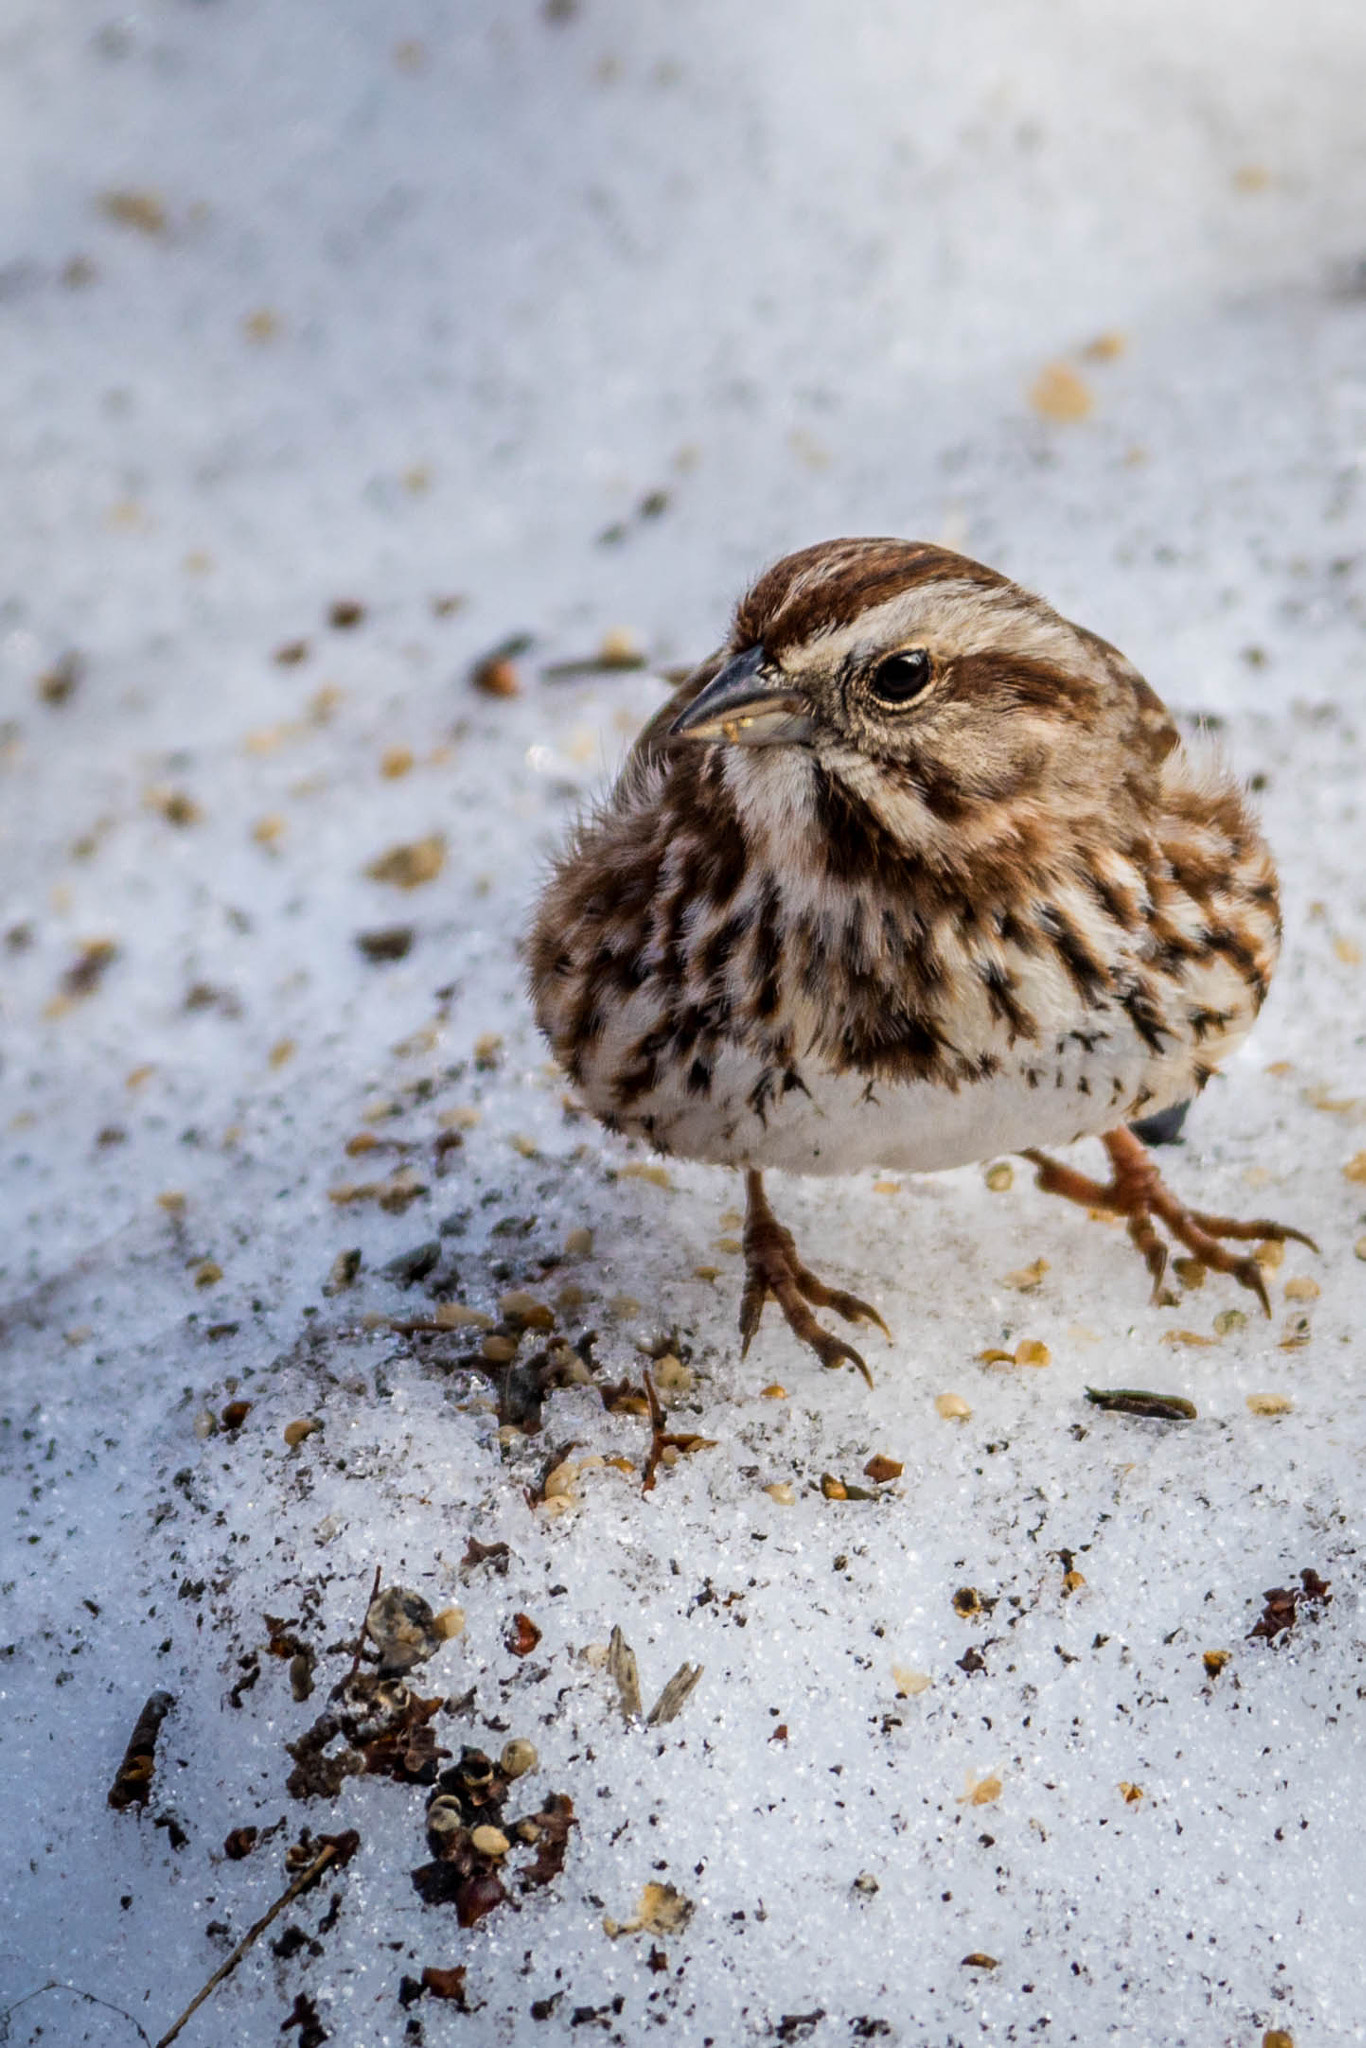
[2,2,1365,2042]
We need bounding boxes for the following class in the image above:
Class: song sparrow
[528,538,1311,1381]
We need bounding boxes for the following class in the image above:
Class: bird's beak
[669,646,814,748]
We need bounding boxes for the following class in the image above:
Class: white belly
[591,1027,1203,1177]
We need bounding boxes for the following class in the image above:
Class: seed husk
[1085,1387,1197,1421]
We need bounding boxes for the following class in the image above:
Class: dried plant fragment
[108,1689,175,1810]
[607,1625,642,1720]
[646,1661,704,1726]
[603,1881,694,1938]
[1085,1387,1197,1421]
[1248,1567,1331,1644]
[418,1966,468,2006]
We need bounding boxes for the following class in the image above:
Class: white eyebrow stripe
[781,580,1093,678]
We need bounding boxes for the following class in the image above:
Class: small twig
[153,1841,344,2048]
[639,1369,715,1494]
[342,1565,383,1687]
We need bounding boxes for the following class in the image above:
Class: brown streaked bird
[528,538,1312,1382]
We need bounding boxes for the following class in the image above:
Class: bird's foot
[1023,1126,1317,1317]
[739,1170,890,1385]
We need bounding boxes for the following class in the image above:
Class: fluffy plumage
[529,538,1307,1376]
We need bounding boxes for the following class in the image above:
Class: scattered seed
[435,1303,494,1330]
[1014,1339,1050,1368]
[500,1290,554,1330]
[59,938,119,1002]
[433,1606,466,1639]
[1081,330,1127,361]
[1118,1781,1144,1804]
[500,1738,538,1779]
[650,1354,694,1394]
[1202,1650,1232,1678]
[1002,1257,1048,1292]
[959,1772,1002,1805]
[760,1383,787,1400]
[564,1225,594,1255]
[983,1161,1013,1191]
[935,1392,971,1421]
[891,1665,931,1697]
[99,187,166,235]
[863,1454,903,1483]
[365,835,446,888]
[470,1824,510,1857]
[506,1612,542,1657]
[1213,1308,1248,1337]
[469,641,527,696]
[37,650,84,704]
[1254,1239,1286,1271]
[619,1161,671,1188]
[961,1952,999,1970]
[542,1461,578,1501]
[473,1032,503,1069]
[820,1473,849,1500]
[1029,360,1093,422]
[284,1418,321,1448]
[763,1482,795,1505]
[1247,1392,1293,1416]
[329,1249,362,1291]
[1085,1387,1197,1421]
[220,1399,251,1430]
[1172,1255,1206,1288]
[1161,1328,1218,1348]
[356,926,415,963]
[193,1259,223,1287]
[1283,1275,1319,1301]
[328,599,365,629]
[367,1586,446,1673]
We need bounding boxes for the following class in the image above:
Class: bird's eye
[867,648,933,708]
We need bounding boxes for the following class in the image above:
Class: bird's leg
[739,1169,890,1386]
[1023,1127,1316,1317]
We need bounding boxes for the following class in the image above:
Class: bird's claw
[1025,1129,1316,1319]
[739,1171,887,1385]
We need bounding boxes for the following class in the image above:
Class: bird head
[669,539,1175,838]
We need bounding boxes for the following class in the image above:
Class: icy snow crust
[2,3,1365,2043]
